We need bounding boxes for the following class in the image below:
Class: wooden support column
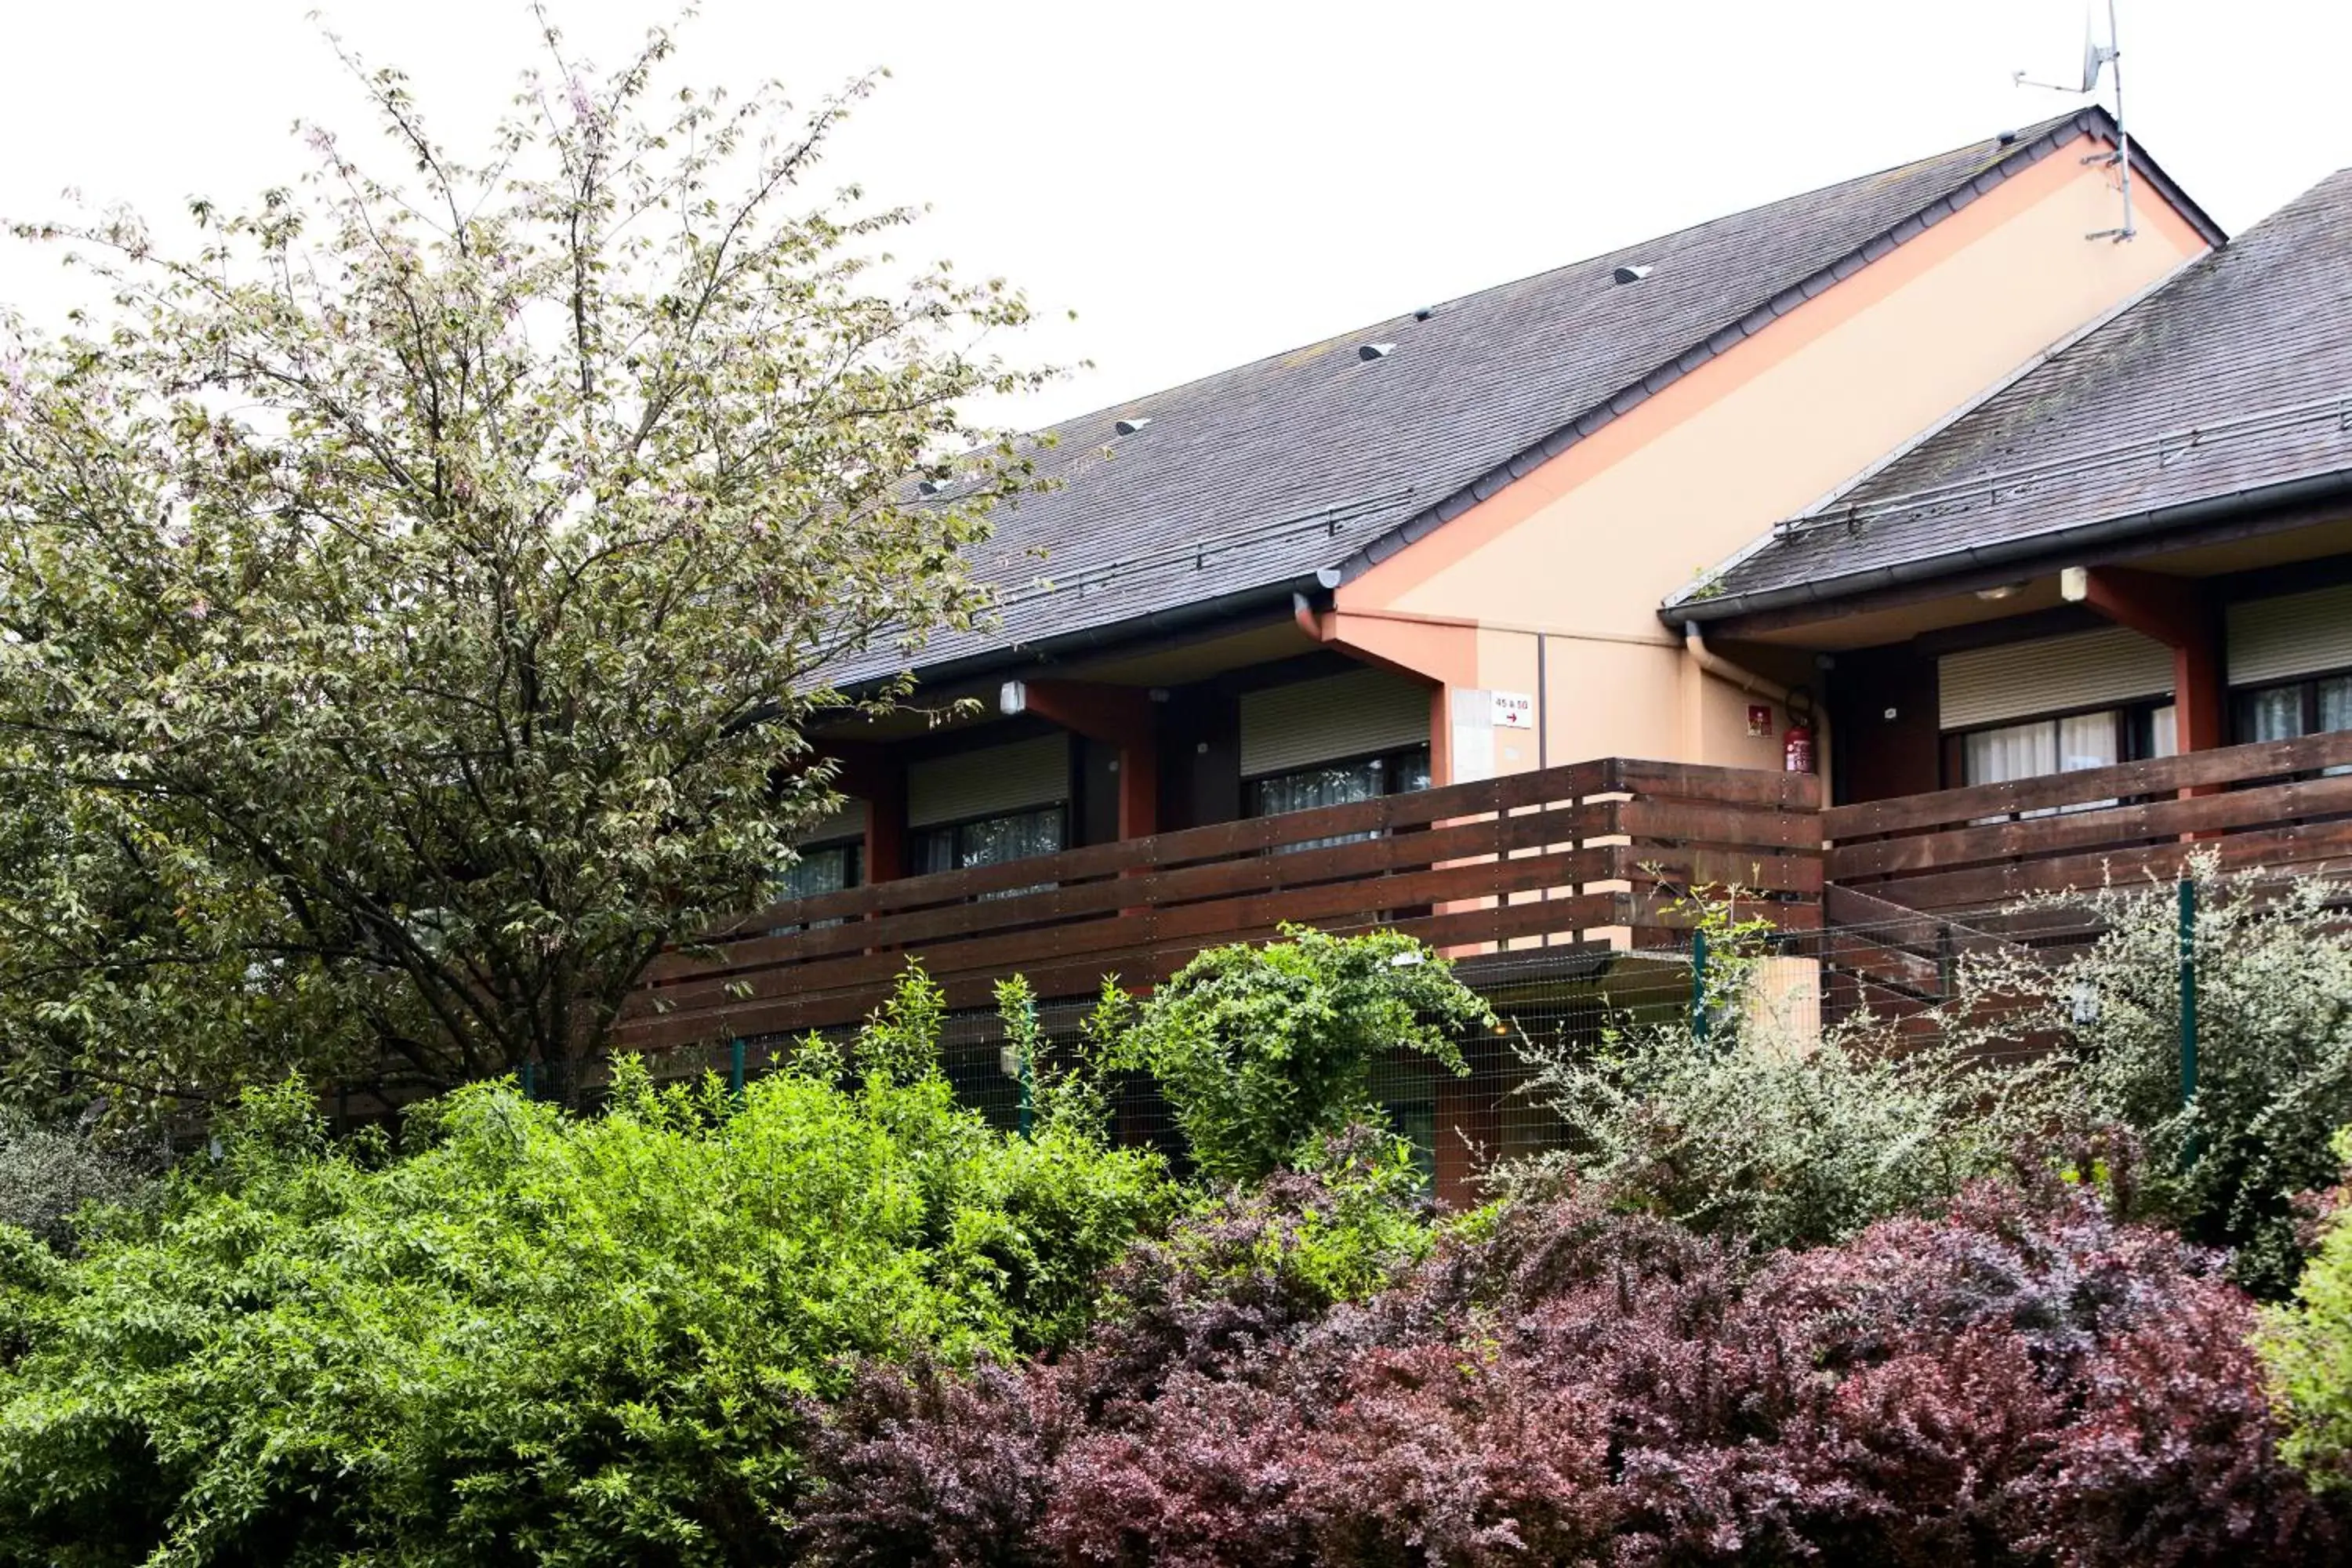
[1011,680,1159,839]
[819,741,906,882]
[2065,565,2222,826]
[2067,565,2222,752]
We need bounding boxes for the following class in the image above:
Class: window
[1248,746,1431,851]
[1955,702,2174,816]
[914,805,1067,877]
[1251,748,1431,817]
[2234,673,2352,744]
[775,841,860,902]
[768,840,861,935]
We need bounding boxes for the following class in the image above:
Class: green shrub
[1965,862,2352,1296]
[1510,1008,2067,1251]
[1105,925,1494,1185]
[0,1109,154,1252]
[2262,1127,2352,1491]
[0,971,1173,1568]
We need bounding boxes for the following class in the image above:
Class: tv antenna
[2013,0,2135,242]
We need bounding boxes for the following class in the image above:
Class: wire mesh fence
[333,864,2351,1202]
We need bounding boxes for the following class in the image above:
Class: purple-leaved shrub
[804,1171,2337,1567]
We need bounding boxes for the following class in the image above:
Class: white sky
[3,0,2346,429]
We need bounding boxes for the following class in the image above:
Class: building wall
[1334,132,2211,779]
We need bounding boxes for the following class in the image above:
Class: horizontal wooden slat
[1857,818,2352,913]
[622,756,1828,1050]
[1828,772,2352,880]
[1824,731,2352,840]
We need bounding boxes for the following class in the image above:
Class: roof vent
[916,477,949,496]
[1358,342,1397,361]
[1996,128,2020,146]
[1413,306,1436,321]
[1611,264,1653,285]
[1113,416,1152,435]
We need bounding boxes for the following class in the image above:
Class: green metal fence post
[2179,875,2199,1167]
[1018,998,1037,1142]
[729,1038,746,1098]
[1690,929,1711,1041]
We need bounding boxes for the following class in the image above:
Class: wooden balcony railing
[1824,730,2352,914]
[620,757,1824,1051]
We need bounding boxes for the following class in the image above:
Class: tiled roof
[841,109,2188,686]
[1684,167,2352,621]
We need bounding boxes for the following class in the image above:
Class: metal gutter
[1667,466,2352,628]
[836,568,1343,700]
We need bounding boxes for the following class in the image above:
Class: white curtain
[1963,720,2059,786]
[1965,713,2122,818]
[2243,686,2305,742]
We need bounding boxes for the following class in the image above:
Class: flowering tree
[0,14,1052,1114]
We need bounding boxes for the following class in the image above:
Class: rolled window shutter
[1240,668,1430,778]
[907,735,1069,828]
[800,798,867,845]
[2227,585,2352,687]
[1938,628,2172,731]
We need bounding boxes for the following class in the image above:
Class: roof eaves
[1329,107,2209,588]
[1668,465,2352,629]
[837,566,1343,699]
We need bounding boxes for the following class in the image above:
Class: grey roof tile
[839,110,2180,686]
[1695,167,2352,615]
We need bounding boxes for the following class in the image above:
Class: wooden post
[1013,681,1160,840]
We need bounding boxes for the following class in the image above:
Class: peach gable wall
[1336,134,2210,772]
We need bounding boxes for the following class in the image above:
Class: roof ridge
[1331,108,2146,585]
[1025,111,2118,447]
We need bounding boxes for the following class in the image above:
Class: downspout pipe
[1682,620,1831,776]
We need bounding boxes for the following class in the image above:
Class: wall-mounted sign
[1747,702,1774,738]
[1490,690,1535,730]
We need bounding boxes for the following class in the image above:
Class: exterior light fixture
[998,679,1029,716]
[1974,583,2024,601]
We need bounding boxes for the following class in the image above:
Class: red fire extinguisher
[1783,688,1816,775]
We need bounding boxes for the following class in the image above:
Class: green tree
[1105,925,1493,1185]
[0,971,1172,1567]
[0,13,1053,1116]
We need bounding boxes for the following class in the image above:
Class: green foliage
[1513,1007,2066,1251]
[2263,1128,2352,1492]
[1106,925,1493,1185]
[1965,862,2352,1295]
[0,1110,154,1252]
[0,13,1058,1116]
[0,973,1172,1567]
[2258,1128,2352,1495]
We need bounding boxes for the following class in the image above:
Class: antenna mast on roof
[2013,0,2134,242]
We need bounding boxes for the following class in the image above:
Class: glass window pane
[2058,712,2120,773]
[915,829,957,877]
[1389,746,1432,794]
[2148,705,2177,760]
[2319,677,2352,734]
[959,807,1063,869]
[775,844,852,902]
[2241,686,2307,743]
[1254,760,1382,817]
[1962,720,2059,786]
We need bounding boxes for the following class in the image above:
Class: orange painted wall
[1336,135,2210,772]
